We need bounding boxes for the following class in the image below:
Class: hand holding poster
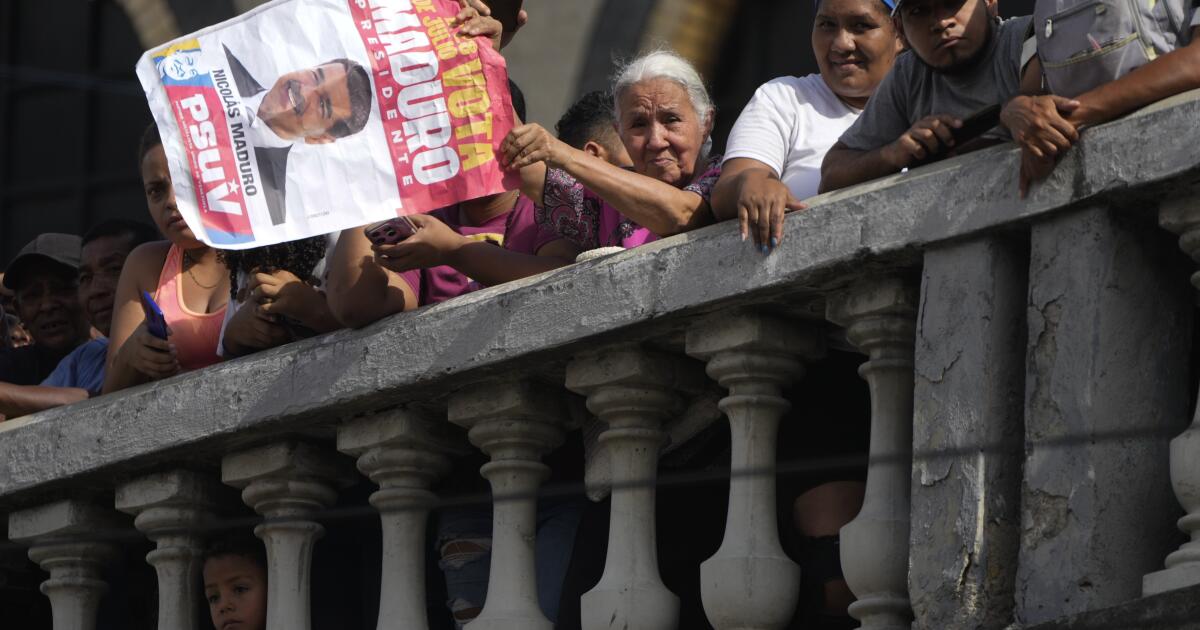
[136,0,518,249]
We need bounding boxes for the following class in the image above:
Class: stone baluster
[685,313,825,630]
[337,408,465,630]
[1145,197,1200,595]
[222,442,355,630]
[827,277,918,630]
[448,380,566,630]
[8,499,120,630]
[566,343,702,630]
[115,470,222,630]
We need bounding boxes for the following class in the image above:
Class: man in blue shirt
[0,220,157,420]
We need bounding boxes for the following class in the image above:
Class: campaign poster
[136,0,518,249]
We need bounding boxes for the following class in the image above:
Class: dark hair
[138,123,162,166]
[328,59,373,138]
[508,78,527,123]
[83,219,160,248]
[555,90,618,150]
[202,533,267,572]
[814,0,896,21]
[217,236,329,298]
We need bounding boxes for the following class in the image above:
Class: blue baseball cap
[814,0,898,12]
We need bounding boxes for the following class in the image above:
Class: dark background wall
[0,1,150,266]
[0,0,1037,267]
[0,0,237,268]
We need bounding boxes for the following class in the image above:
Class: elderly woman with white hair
[500,49,722,252]
[363,48,722,293]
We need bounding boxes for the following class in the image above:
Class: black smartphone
[910,104,1003,168]
[952,104,1002,146]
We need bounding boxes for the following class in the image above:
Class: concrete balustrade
[827,277,918,630]
[686,313,825,630]
[566,343,704,630]
[337,408,465,630]
[7,500,121,630]
[221,441,356,630]
[448,380,567,630]
[1145,195,1200,596]
[115,470,222,630]
[2,92,1200,629]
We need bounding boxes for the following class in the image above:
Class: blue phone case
[140,290,169,339]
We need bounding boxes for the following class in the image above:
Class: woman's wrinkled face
[813,0,904,108]
[616,78,711,188]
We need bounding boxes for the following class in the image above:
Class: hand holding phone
[364,217,419,246]
[952,104,1002,146]
[140,290,170,340]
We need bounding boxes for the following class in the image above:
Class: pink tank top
[155,245,226,371]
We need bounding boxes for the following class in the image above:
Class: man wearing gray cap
[0,233,93,386]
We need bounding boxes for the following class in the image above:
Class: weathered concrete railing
[3,90,1200,630]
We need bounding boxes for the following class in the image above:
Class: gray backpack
[1035,0,1194,97]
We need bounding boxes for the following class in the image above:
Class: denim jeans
[435,498,585,628]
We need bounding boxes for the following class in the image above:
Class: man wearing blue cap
[819,0,1036,191]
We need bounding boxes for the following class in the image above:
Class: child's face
[203,554,267,630]
[898,0,998,71]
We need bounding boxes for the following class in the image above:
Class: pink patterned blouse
[534,156,723,250]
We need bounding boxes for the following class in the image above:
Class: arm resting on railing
[1069,30,1200,128]
[0,383,88,420]
[503,124,715,237]
[325,228,418,329]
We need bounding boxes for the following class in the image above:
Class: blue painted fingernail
[770,237,778,249]
[760,244,769,255]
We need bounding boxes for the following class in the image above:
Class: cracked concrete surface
[911,236,1027,630]
[1016,206,1193,626]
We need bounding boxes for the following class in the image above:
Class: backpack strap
[1020,18,1040,90]
[1021,32,1039,69]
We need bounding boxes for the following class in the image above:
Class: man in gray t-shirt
[820,0,1034,192]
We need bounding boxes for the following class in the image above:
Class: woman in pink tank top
[103,126,229,393]
[152,245,226,371]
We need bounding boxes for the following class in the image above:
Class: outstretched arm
[1069,31,1200,127]
[0,383,88,420]
[325,228,418,329]
[502,124,714,236]
[371,214,581,287]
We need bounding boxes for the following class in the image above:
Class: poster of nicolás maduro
[136,0,517,249]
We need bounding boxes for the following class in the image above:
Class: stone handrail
[3,89,1200,630]
[3,91,1197,502]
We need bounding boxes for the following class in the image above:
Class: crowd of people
[3,0,1198,627]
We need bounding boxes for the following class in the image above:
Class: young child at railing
[202,535,267,630]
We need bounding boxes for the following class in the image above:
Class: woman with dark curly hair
[216,235,341,357]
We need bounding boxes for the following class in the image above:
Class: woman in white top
[712,0,903,252]
[711,1,903,626]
